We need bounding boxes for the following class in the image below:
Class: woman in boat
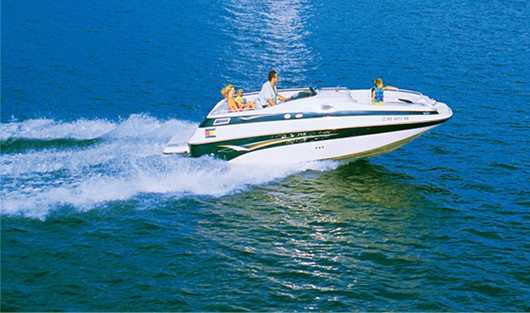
[221,85,239,112]
[221,85,254,112]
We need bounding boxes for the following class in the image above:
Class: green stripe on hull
[200,110,438,127]
[189,119,448,160]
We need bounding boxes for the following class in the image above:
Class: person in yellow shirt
[234,88,255,110]
[221,85,239,112]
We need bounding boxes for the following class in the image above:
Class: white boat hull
[228,125,436,164]
[164,87,453,163]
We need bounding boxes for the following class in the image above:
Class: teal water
[1,0,529,311]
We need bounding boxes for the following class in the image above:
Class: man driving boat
[256,70,290,108]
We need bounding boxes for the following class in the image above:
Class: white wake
[1,115,337,219]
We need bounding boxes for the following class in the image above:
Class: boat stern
[163,144,190,155]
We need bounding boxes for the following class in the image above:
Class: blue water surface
[1,0,529,311]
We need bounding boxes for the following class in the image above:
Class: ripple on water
[2,0,530,311]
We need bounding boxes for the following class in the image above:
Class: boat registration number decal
[382,116,410,121]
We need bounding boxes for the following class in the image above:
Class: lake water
[1,0,529,311]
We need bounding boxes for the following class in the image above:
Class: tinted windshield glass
[290,87,317,101]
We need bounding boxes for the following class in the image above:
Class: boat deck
[209,87,437,117]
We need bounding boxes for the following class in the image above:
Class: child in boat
[371,78,398,105]
[233,88,255,111]
[234,89,247,106]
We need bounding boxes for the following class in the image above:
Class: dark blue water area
[2,0,529,311]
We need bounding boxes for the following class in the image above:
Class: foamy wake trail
[1,115,337,219]
[0,118,116,140]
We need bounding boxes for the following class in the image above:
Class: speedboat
[164,87,452,164]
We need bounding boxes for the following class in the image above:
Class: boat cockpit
[208,87,318,117]
[207,87,438,118]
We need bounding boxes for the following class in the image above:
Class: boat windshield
[209,87,317,116]
[289,87,317,101]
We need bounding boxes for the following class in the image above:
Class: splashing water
[0,114,337,219]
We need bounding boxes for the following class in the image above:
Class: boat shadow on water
[273,159,435,211]
[204,158,449,235]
